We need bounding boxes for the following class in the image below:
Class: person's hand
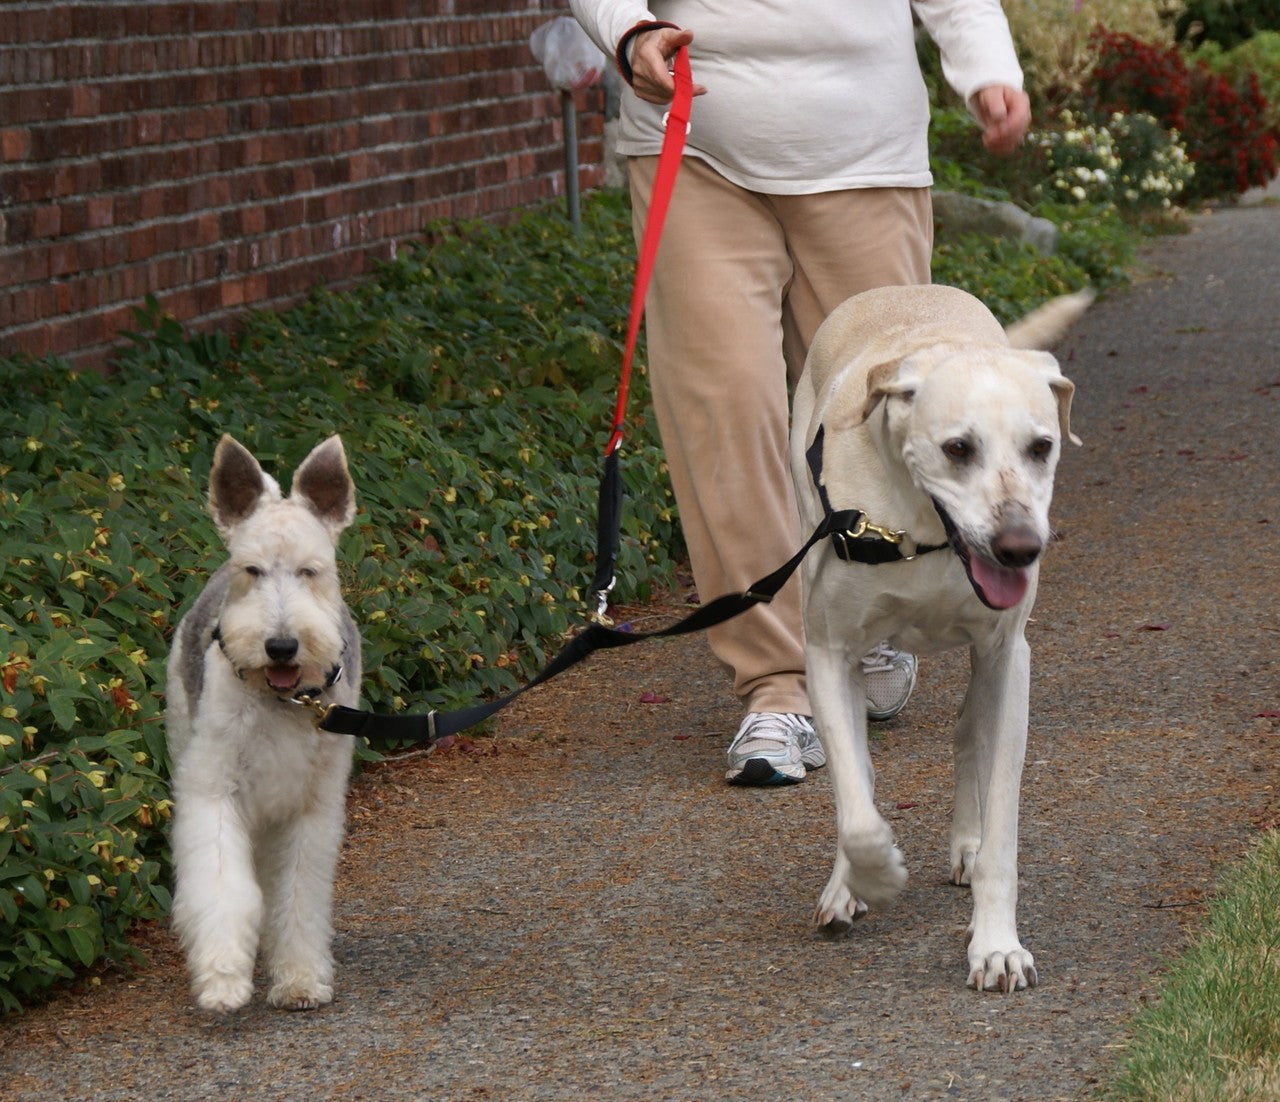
[970,84,1031,155]
[628,27,708,104]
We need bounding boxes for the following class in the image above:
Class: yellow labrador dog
[790,283,1090,992]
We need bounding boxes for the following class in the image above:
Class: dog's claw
[814,879,871,932]
[968,947,1036,993]
[815,896,868,937]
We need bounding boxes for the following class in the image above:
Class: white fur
[166,435,361,1012]
[790,285,1087,992]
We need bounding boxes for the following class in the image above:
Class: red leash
[605,46,694,459]
[591,46,693,618]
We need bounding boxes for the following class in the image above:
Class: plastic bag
[530,16,604,91]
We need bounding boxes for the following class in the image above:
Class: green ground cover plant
[0,192,682,1011]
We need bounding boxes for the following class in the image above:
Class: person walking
[569,1,1031,785]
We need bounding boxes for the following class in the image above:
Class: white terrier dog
[166,434,361,1012]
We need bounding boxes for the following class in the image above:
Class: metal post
[561,90,580,233]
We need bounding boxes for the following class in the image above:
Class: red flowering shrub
[1087,28,1191,129]
[1182,65,1277,199]
[1085,26,1278,202]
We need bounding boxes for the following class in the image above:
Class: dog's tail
[1004,288,1096,350]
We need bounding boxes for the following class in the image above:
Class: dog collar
[805,426,949,564]
[294,661,343,701]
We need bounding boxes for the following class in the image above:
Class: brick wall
[0,1,606,369]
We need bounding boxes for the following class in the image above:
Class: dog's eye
[1029,437,1054,460]
[942,439,972,463]
[298,566,318,579]
[244,565,263,578]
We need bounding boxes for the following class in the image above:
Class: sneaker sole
[726,758,806,786]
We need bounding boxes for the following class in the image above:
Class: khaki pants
[629,156,932,715]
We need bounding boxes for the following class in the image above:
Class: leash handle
[605,45,693,459]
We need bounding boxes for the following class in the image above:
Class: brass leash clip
[292,693,337,727]
[847,514,905,544]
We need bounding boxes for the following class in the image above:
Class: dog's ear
[1021,352,1082,446]
[208,435,276,537]
[292,436,356,537]
[850,357,915,427]
[1049,375,1082,447]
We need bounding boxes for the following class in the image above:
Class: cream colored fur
[789,284,1089,992]
[166,435,360,1013]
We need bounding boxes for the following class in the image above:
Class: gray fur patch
[174,563,232,709]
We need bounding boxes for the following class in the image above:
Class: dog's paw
[814,882,869,934]
[193,972,254,1014]
[950,848,978,887]
[267,980,333,1011]
[841,829,908,908]
[967,944,1037,993]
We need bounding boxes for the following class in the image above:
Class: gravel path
[4,197,1278,1101]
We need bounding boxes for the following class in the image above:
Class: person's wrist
[615,20,679,85]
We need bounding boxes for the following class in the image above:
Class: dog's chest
[817,552,1026,655]
[176,690,350,823]
[238,719,337,809]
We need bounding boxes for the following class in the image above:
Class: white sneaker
[725,712,825,786]
[862,642,918,721]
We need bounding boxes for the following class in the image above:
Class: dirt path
[4,201,1278,1101]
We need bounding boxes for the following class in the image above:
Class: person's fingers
[973,85,1031,155]
[629,28,705,104]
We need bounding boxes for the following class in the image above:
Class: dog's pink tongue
[267,664,300,691]
[969,558,1029,610]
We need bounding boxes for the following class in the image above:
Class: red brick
[0,1,603,364]
[1,128,30,161]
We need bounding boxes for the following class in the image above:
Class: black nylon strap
[589,449,623,600]
[804,425,948,563]
[318,509,858,744]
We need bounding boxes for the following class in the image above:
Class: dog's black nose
[992,527,1042,568]
[265,636,299,662]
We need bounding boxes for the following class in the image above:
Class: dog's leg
[808,642,908,931]
[170,787,263,1013]
[950,679,983,888]
[955,637,1036,992]
[259,748,350,1010]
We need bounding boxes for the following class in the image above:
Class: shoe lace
[734,712,813,749]
[861,641,901,675]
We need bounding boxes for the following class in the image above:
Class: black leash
[302,425,957,746]
[301,504,875,745]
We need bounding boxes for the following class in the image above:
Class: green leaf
[47,690,80,731]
